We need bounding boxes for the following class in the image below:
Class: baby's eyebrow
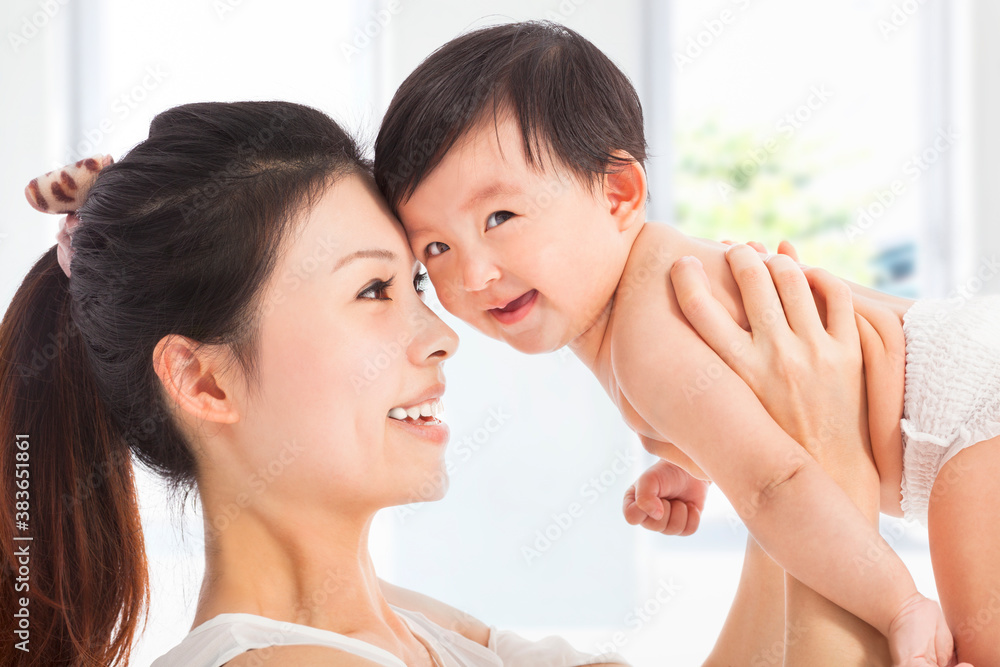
[461,181,522,211]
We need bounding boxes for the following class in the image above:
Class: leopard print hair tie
[25,154,114,278]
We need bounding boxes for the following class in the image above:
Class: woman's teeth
[388,399,443,421]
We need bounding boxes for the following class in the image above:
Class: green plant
[671,119,874,285]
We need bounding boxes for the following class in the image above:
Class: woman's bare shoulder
[222,645,384,666]
[378,578,491,646]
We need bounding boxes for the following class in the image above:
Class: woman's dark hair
[374,20,647,214]
[0,101,369,666]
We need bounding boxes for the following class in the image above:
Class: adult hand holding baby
[675,241,871,490]
[621,240,872,534]
[670,242,971,667]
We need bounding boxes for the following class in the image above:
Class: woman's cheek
[343,318,411,397]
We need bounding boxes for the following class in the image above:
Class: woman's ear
[602,151,647,233]
[153,334,241,425]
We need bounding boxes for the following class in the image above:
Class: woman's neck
[192,500,400,639]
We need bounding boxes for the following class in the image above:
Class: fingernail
[680,255,703,267]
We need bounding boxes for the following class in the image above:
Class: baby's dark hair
[374,20,647,214]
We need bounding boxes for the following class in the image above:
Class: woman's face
[223,174,459,516]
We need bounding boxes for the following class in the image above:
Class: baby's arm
[670,246,966,665]
[610,261,917,641]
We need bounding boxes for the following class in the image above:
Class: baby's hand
[622,459,709,536]
[888,594,971,667]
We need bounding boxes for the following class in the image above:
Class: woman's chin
[414,487,448,503]
[394,473,450,507]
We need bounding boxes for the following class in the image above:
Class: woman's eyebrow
[332,248,397,273]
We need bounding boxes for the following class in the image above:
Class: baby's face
[397,114,627,355]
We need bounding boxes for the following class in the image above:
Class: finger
[624,502,652,526]
[635,473,664,520]
[679,502,703,536]
[640,511,669,533]
[764,254,825,339]
[746,241,768,253]
[637,497,664,523]
[662,500,689,535]
[671,256,752,370]
[624,501,649,526]
[802,267,856,342]
[777,239,800,263]
[935,629,954,667]
[723,244,788,339]
[720,239,735,245]
[623,487,645,525]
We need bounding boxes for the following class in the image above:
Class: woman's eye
[413,270,430,294]
[486,210,514,230]
[426,241,450,257]
[358,277,394,301]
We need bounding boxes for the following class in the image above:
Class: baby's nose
[461,255,501,291]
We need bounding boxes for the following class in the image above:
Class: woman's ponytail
[0,245,148,666]
[2,100,370,665]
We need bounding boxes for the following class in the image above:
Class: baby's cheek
[430,273,461,306]
[431,276,472,317]
[440,293,477,327]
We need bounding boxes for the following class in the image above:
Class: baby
[373,21,1000,664]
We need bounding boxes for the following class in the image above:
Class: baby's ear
[602,151,647,232]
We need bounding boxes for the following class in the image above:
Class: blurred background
[2,1,998,665]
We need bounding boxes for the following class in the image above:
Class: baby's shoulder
[616,222,689,304]
[607,223,696,370]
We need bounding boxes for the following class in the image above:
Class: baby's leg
[927,435,1000,664]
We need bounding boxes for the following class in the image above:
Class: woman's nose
[408,301,459,365]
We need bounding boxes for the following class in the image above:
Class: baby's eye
[413,270,430,294]
[426,241,450,257]
[486,210,515,230]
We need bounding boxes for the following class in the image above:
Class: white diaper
[899,295,1000,524]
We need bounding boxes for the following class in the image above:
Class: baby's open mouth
[489,289,538,325]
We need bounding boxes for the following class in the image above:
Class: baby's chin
[495,326,573,356]
[464,307,576,354]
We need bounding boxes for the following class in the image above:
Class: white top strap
[150,605,630,667]
[150,612,407,667]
